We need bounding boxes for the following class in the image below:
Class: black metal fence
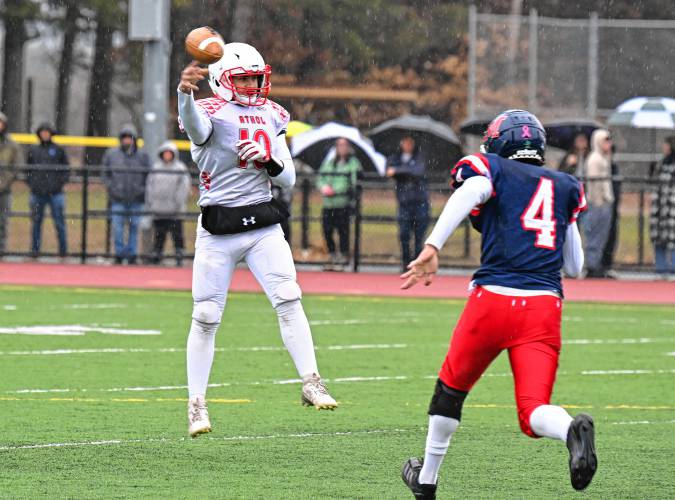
[0,164,662,271]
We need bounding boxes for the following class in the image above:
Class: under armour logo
[242,216,256,226]
[522,125,532,138]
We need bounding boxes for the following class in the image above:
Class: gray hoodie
[145,141,191,216]
[102,124,151,203]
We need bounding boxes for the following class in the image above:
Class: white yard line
[3,419,675,452]
[0,325,160,336]
[611,419,675,426]
[57,304,128,310]
[2,305,17,311]
[0,428,415,452]
[563,338,675,345]
[0,343,407,357]
[308,318,418,326]
[8,367,674,395]
[581,369,675,375]
[4,337,671,357]
[562,316,639,323]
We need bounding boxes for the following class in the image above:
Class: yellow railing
[9,133,192,151]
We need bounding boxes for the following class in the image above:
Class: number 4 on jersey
[521,178,557,249]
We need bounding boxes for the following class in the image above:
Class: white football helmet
[208,42,271,106]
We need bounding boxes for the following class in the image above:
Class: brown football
[185,26,224,64]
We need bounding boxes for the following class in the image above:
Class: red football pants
[439,286,562,437]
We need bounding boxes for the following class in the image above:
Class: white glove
[236,139,269,163]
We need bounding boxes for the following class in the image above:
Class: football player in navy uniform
[400,110,596,499]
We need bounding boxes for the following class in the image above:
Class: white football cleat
[188,395,212,437]
[301,374,337,410]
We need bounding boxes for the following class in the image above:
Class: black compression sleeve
[263,157,284,177]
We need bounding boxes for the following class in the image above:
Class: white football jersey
[189,98,290,207]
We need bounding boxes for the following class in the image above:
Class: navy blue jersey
[451,153,586,295]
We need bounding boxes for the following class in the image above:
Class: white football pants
[187,221,319,398]
[192,221,301,309]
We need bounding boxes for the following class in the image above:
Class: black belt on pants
[200,198,289,235]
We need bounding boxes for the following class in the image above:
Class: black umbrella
[459,116,492,137]
[368,115,463,175]
[543,119,602,151]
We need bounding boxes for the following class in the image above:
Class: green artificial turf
[0,286,673,498]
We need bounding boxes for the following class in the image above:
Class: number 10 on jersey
[239,129,272,169]
[521,177,557,249]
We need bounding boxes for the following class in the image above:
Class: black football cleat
[402,458,437,500]
[566,413,598,490]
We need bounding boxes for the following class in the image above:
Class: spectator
[601,146,621,274]
[317,137,361,271]
[649,136,675,278]
[558,132,589,176]
[146,141,190,266]
[103,124,150,265]
[26,122,69,259]
[583,129,614,278]
[0,112,21,257]
[386,135,430,271]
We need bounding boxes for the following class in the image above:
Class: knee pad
[192,300,222,326]
[273,281,302,309]
[428,379,468,421]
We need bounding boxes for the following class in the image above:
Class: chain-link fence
[467,8,675,201]
[468,8,675,121]
[0,165,663,272]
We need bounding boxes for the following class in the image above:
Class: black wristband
[263,157,284,177]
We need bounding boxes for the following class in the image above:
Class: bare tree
[55,1,80,132]
[229,0,253,43]
[84,10,114,164]
[1,0,38,131]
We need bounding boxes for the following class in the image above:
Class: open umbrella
[368,114,463,175]
[459,116,492,137]
[608,97,675,156]
[607,97,675,129]
[543,119,602,151]
[290,122,386,175]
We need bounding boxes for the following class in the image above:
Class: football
[185,26,224,64]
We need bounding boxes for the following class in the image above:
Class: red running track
[1,262,673,305]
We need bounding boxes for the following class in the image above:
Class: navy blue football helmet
[481,109,546,165]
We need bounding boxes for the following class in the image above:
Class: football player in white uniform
[178,42,337,437]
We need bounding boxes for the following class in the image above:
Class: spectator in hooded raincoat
[146,141,191,266]
[386,135,430,272]
[582,129,614,278]
[26,122,69,258]
[103,124,150,264]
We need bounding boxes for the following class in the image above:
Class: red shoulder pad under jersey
[195,97,228,116]
[450,153,493,189]
[569,181,587,223]
[268,100,291,135]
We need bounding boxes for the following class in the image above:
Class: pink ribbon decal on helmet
[522,125,532,139]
